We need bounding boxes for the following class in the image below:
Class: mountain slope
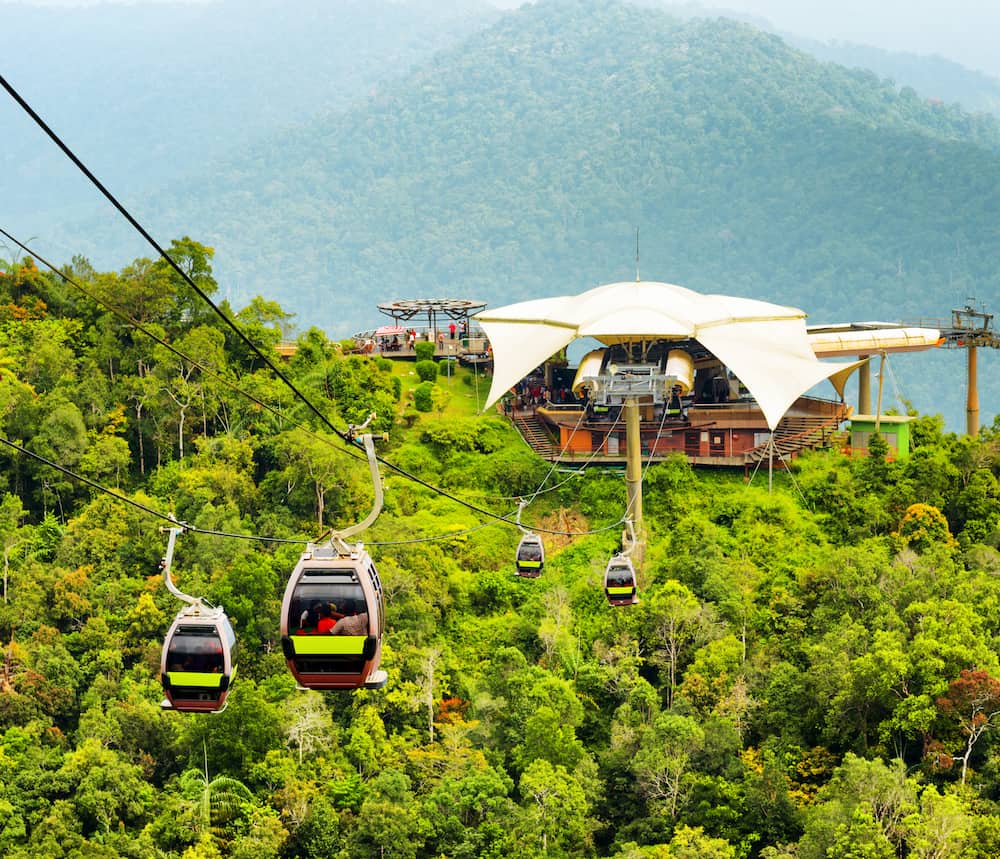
[786,37,1000,117]
[34,0,1000,426]
[121,1,998,318]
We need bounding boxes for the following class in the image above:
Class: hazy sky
[5,0,999,79]
[704,0,1000,78]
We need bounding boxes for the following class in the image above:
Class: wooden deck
[518,397,850,468]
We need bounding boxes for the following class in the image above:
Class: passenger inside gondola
[316,602,345,633]
[606,566,634,588]
[298,603,319,633]
[519,543,542,563]
[332,612,369,635]
[289,577,365,636]
[167,630,224,673]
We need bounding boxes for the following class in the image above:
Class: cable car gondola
[157,524,237,713]
[604,518,639,606]
[604,555,639,606]
[280,541,387,690]
[280,419,388,691]
[515,532,544,578]
[161,607,237,713]
[514,498,544,578]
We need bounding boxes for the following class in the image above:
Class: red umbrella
[374,324,405,336]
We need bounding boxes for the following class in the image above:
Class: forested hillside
[2,241,1000,857]
[98,0,1000,331]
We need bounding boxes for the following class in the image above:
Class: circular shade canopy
[378,298,486,321]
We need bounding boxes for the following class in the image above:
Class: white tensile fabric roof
[475,280,864,430]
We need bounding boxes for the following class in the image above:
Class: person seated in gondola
[607,568,633,588]
[204,640,224,672]
[316,602,345,634]
[181,638,224,672]
[520,542,542,563]
[298,602,321,634]
[332,612,369,635]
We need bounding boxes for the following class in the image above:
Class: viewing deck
[367,337,491,361]
[276,337,492,362]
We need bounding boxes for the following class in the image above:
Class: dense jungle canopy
[2,242,1000,857]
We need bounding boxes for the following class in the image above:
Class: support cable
[0,432,626,544]
[0,434,305,544]
[0,75,621,539]
[0,73,348,444]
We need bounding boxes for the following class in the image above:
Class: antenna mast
[635,227,640,282]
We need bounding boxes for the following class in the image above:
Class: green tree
[431,384,451,417]
[797,754,916,859]
[176,764,254,850]
[646,581,706,708]
[59,737,155,836]
[665,824,738,858]
[518,758,593,856]
[414,341,435,361]
[632,713,706,819]
[230,296,291,370]
[895,503,958,552]
[901,787,972,859]
[284,692,334,766]
[150,237,219,332]
[0,494,25,608]
[26,398,88,515]
[414,380,434,412]
[150,325,228,460]
[346,770,429,859]
[268,428,350,528]
[415,359,438,382]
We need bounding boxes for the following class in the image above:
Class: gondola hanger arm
[515,498,530,534]
[334,414,383,547]
[621,518,637,558]
[159,519,203,608]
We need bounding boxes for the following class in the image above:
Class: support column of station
[858,354,871,415]
[967,347,979,437]
[624,397,646,566]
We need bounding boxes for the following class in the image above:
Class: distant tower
[939,302,999,437]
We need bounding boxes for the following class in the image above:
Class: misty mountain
[2,0,497,229]
[665,3,1000,117]
[86,0,998,317]
[8,0,999,428]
